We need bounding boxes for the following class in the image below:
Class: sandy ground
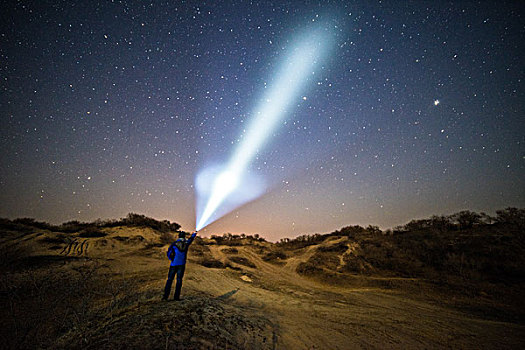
[187,245,523,349]
[2,227,524,349]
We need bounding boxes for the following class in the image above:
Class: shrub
[262,250,287,262]
[41,235,67,244]
[318,242,348,253]
[189,245,210,257]
[296,261,324,276]
[78,227,107,238]
[0,218,34,234]
[210,233,266,246]
[221,247,239,254]
[451,211,483,229]
[12,218,55,231]
[58,221,90,233]
[277,233,327,250]
[200,258,226,269]
[496,207,525,227]
[159,232,175,245]
[337,225,366,237]
[228,256,256,268]
[120,213,181,233]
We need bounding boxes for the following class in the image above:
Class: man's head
[178,232,186,239]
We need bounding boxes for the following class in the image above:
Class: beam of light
[196,25,334,231]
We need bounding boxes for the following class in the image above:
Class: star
[0,1,522,240]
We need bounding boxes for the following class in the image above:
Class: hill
[1,209,524,349]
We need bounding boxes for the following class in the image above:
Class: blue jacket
[167,232,197,266]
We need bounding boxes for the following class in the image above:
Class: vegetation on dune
[210,233,266,245]
[2,208,523,284]
[0,207,524,347]
[262,250,288,263]
[292,208,525,315]
[0,260,143,349]
[78,226,107,238]
[221,247,239,254]
[0,213,182,236]
[228,256,257,268]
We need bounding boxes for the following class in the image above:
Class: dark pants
[163,264,185,300]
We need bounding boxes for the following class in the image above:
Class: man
[163,230,198,301]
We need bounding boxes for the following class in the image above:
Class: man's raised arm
[188,231,198,245]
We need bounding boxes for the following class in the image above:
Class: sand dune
[1,221,524,349]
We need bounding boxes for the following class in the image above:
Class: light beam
[196,25,334,230]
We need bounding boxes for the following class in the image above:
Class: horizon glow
[195,25,334,231]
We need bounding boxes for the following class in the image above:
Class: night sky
[1,1,524,241]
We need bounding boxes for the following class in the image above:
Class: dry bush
[12,218,55,231]
[0,243,33,272]
[228,256,256,268]
[318,241,348,253]
[159,232,175,245]
[58,220,91,233]
[296,261,324,276]
[277,233,327,250]
[78,226,107,238]
[221,247,239,254]
[189,244,210,257]
[40,234,67,245]
[0,218,35,235]
[120,213,181,233]
[0,259,145,349]
[262,250,287,263]
[342,256,369,274]
[59,296,275,349]
[200,257,226,268]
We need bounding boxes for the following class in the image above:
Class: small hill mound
[55,296,275,349]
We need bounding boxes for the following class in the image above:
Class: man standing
[163,230,198,301]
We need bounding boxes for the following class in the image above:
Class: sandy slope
[2,226,524,349]
[192,240,523,349]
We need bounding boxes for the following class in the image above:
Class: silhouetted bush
[0,218,34,234]
[58,220,90,233]
[450,210,483,230]
[210,233,266,246]
[13,218,55,231]
[290,208,525,287]
[210,234,242,246]
[337,225,367,237]
[366,225,382,234]
[429,215,454,232]
[78,227,107,238]
[277,233,327,250]
[120,213,181,232]
[318,241,348,253]
[495,207,525,227]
